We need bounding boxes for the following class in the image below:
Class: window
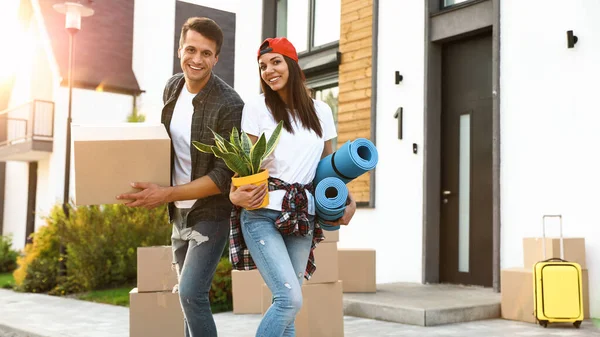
[313,85,339,149]
[276,0,341,54]
[442,0,472,8]
[266,0,341,147]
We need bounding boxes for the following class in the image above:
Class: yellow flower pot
[231,169,269,210]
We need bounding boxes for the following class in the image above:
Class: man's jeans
[241,208,314,337]
[172,208,229,337]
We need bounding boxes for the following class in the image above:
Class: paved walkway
[0,289,598,337]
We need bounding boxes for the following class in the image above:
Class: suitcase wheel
[573,321,582,329]
[538,320,548,328]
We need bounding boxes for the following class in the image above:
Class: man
[117,17,243,337]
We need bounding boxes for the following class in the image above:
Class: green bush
[15,204,171,294]
[0,235,18,273]
[210,257,233,313]
[13,218,61,293]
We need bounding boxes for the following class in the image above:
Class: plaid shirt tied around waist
[229,177,325,280]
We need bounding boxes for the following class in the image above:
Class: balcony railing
[0,100,54,161]
[0,100,54,146]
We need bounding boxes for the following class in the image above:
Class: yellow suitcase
[533,215,584,329]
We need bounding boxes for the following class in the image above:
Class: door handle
[442,190,452,196]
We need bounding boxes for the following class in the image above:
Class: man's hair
[179,17,224,56]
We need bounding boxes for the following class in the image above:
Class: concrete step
[343,282,501,326]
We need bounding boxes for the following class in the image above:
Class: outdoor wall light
[395,71,403,84]
[567,30,578,48]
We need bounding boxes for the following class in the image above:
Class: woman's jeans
[171,208,229,337]
[241,208,314,337]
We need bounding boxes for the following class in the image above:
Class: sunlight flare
[0,0,28,80]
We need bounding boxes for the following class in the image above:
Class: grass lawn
[76,285,133,307]
[74,284,232,314]
[0,272,15,289]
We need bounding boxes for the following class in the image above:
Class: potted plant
[192,121,283,209]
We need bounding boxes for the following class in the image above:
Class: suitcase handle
[542,215,564,260]
[541,258,567,263]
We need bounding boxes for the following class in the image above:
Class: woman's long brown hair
[259,55,323,138]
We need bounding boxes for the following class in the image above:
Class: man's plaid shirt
[229,177,325,280]
[161,73,244,226]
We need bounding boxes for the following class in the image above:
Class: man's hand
[116,182,172,209]
[322,197,356,227]
[230,182,268,209]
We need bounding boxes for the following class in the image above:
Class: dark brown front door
[439,33,493,287]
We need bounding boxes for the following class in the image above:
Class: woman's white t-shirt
[241,94,337,215]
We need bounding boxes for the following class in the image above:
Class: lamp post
[53,2,93,217]
[53,1,93,276]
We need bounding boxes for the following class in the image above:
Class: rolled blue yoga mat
[314,138,379,185]
[314,138,378,231]
[315,177,348,231]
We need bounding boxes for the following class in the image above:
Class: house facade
[1,0,598,318]
[0,0,261,249]
[260,0,599,318]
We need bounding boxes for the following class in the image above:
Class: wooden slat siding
[337,108,371,122]
[339,0,373,204]
[338,99,371,114]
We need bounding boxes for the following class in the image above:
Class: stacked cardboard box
[260,230,344,337]
[338,248,376,293]
[501,237,590,323]
[231,269,265,314]
[231,228,342,315]
[130,246,184,337]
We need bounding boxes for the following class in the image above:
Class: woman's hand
[322,196,356,227]
[229,182,268,209]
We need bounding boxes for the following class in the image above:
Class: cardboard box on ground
[130,246,182,337]
[130,288,184,337]
[232,269,265,314]
[338,248,376,292]
[522,237,586,269]
[261,281,345,337]
[232,229,342,314]
[501,237,590,323]
[72,123,170,206]
[501,268,590,322]
[137,246,178,293]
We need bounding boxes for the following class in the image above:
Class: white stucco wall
[2,162,29,249]
[501,0,600,317]
[339,0,426,284]
[2,10,57,249]
[132,0,263,124]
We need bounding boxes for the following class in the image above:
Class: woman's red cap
[257,37,299,62]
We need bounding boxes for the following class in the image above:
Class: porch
[0,100,54,162]
[343,282,501,326]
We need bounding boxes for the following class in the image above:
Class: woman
[228,37,356,337]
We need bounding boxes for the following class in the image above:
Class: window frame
[308,81,340,149]
[439,0,482,11]
[276,0,340,55]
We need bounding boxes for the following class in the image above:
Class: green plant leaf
[192,141,216,154]
[211,147,251,176]
[241,131,252,157]
[230,127,241,150]
[263,120,284,160]
[250,134,267,174]
[206,129,228,153]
